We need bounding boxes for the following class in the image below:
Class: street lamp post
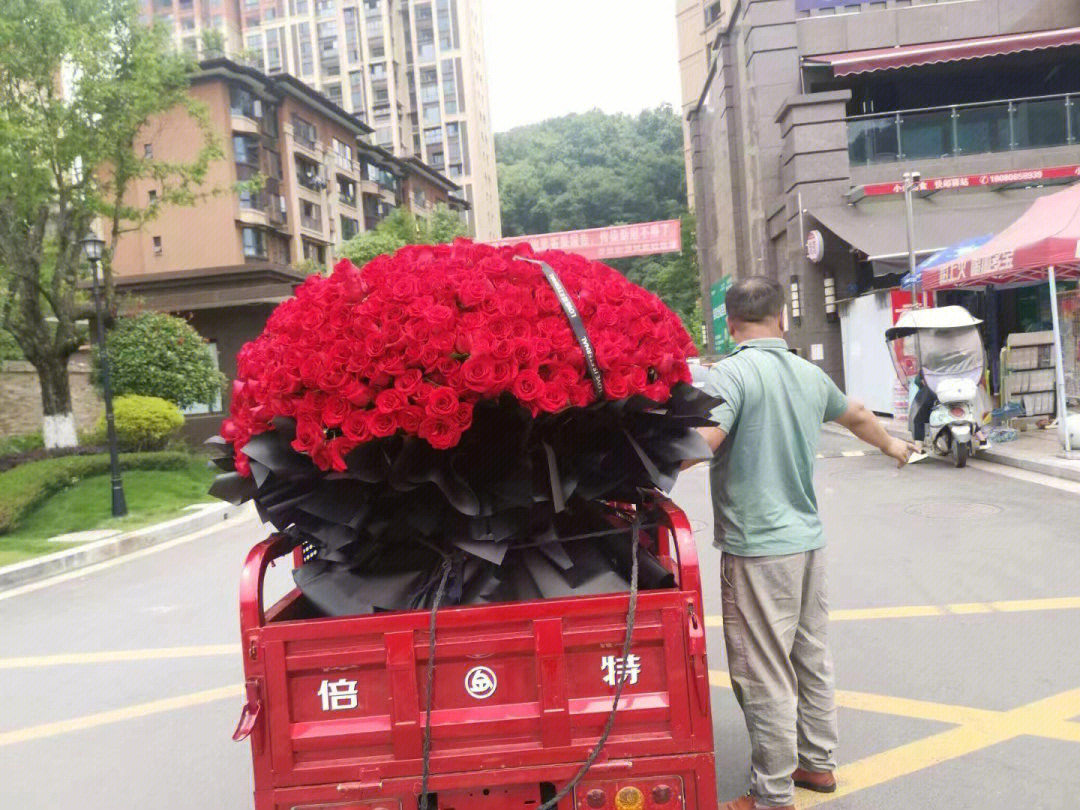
[82,234,127,518]
[902,170,922,305]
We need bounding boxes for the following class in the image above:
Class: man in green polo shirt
[696,277,915,810]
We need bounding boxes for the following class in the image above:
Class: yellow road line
[704,594,1080,627]
[0,684,240,747]
[802,687,1080,807]
[711,670,1080,807]
[0,644,239,670]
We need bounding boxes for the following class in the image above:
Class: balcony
[300,213,323,233]
[849,93,1080,166]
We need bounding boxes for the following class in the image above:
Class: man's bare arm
[834,400,917,467]
[681,426,728,469]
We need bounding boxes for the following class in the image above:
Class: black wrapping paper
[210,382,720,616]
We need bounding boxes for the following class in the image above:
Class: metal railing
[848,92,1080,165]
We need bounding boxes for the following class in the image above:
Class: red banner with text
[489,220,682,261]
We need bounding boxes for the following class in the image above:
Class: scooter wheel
[952,440,968,468]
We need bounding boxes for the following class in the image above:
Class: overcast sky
[481,0,682,134]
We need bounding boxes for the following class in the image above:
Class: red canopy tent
[919,182,1080,454]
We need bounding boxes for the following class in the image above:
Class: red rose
[603,371,630,400]
[461,355,496,392]
[341,410,372,443]
[426,386,459,417]
[512,370,544,402]
[375,388,407,414]
[398,405,425,433]
[367,409,398,438]
[342,378,372,406]
[538,384,568,413]
[419,415,459,450]
[424,303,455,328]
[456,401,474,430]
[322,395,350,427]
[394,368,423,395]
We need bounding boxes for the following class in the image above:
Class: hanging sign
[806,230,825,263]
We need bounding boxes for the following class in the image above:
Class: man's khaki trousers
[720,549,838,808]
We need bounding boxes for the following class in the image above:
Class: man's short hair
[726,276,785,323]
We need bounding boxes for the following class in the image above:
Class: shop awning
[804,27,1080,76]
[921,182,1080,291]
[808,197,1036,272]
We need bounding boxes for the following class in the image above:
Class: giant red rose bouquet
[210,239,718,617]
[221,239,694,475]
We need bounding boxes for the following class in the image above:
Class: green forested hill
[495,107,701,345]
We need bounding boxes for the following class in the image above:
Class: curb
[0,501,253,592]
[823,423,1080,484]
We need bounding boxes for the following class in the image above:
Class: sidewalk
[0,501,254,592]
[873,415,1080,483]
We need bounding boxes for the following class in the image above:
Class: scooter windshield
[919,327,985,392]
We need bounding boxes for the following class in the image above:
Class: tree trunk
[37,353,79,449]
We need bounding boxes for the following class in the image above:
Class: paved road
[2,431,1079,809]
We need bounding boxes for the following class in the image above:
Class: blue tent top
[900,234,995,289]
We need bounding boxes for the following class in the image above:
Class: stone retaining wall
[0,351,103,438]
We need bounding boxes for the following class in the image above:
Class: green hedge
[0,451,191,535]
[91,395,185,452]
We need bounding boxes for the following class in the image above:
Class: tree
[95,312,224,408]
[495,107,701,347]
[337,203,468,268]
[0,0,220,447]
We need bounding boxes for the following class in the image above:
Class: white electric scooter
[886,306,987,468]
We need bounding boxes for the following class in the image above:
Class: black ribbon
[527,260,605,399]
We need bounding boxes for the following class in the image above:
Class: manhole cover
[905,502,1002,519]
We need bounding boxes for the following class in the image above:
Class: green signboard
[710,276,737,355]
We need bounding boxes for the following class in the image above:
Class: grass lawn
[0,456,219,567]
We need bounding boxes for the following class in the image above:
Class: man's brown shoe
[793,767,837,793]
[718,795,795,810]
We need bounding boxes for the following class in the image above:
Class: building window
[233,134,259,166]
[300,199,322,231]
[375,126,393,146]
[343,7,360,61]
[230,84,260,119]
[291,114,318,149]
[349,70,365,110]
[152,236,163,254]
[340,215,359,240]
[324,82,343,105]
[245,33,264,70]
[339,175,357,205]
[302,239,326,263]
[296,21,314,76]
[182,341,223,415]
[441,58,457,113]
[148,189,157,204]
[266,28,283,72]
[316,0,335,16]
[295,154,323,190]
[423,103,440,126]
[242,227,267,258]
[143,143,153,158]
[268,150,283,179]
[424,126,442,145]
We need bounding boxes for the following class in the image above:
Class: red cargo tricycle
[234,494,717,810]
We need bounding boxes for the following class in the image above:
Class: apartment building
[687,0,1080,389]
[675,0,730,209]
[142,0,502,240]
[112,57,465,438]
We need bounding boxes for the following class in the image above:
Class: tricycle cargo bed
[237,498,716,810]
